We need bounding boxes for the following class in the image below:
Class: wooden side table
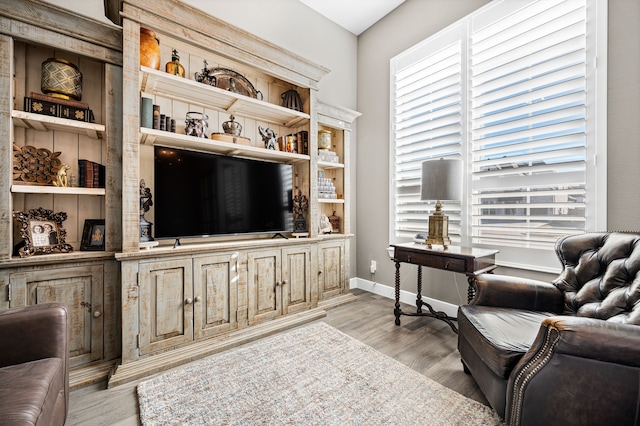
[391,242,498,333]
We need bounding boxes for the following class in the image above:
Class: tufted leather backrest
[552,232,640,325]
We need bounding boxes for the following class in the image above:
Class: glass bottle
[165,49,185,77]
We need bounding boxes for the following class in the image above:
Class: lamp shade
[420,158,462,201]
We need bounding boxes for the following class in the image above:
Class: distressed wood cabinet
[7,264,104,367]
[0,0,123,387]
[193,252,241,339]
[138,252,241,355]
[138,258,193,355]
[248,246,312,324]
[107,0,357,387]
[318,240,346,300]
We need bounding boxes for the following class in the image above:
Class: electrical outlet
[370,260,377,274]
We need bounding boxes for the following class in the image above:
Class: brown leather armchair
[0,303,69,426]
[457,232,640,426]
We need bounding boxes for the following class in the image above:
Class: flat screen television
[154,146,293,242]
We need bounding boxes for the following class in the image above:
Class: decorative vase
[140,28,160,70]
[41,58,82,101]
[165,49,185,77]
[318,129,332,150]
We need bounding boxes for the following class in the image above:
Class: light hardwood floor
[67,289,488,425]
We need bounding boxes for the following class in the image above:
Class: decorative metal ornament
[292,190,309,232]
[185,112,209,138]
[281,89,302,112]
[222,115,242,136]
[139,179,154,242]
[13,144,62,185]
[195,60,217,86]
[13,207,73,257]
[258,126,278,150]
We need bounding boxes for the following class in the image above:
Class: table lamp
[420,158,462,248]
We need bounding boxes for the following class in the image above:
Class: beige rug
[137,321,502,425]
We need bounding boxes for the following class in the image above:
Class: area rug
[137,321,502,425]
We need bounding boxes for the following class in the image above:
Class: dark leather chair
[458,232,640,426]
[0,303,69,426]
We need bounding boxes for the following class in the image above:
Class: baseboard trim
[349,277,459,318]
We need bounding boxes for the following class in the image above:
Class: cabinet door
[193,252,239,340]
[9,264,104,367]
[247,249,281,324]
[139,258,193,355]
[282,246,312,315]
[318,241,345,300]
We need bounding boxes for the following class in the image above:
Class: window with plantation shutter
[391,23,464,242]
[390,0,606,271]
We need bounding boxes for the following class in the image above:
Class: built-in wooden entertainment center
[0,0,359,388]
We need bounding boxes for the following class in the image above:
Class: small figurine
[194,60,216,86]
[139,179,154,242]
[52,164,70,187]
[258,125,278,150]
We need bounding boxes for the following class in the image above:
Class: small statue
[292,190,309,233]
[140,179,153,216]
[258,125,278,150]
[52,164,70,187]
[139,179,154,242]
[194,60,216,86]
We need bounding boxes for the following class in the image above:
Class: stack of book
[78,159,106,188]
[24,92,95,123]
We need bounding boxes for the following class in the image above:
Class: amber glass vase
[140,28,160,70]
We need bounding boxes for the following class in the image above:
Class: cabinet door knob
[282,280,287,285]
[185,298,193,304]
[194,296,202,303]
[276,281,281,287]
[93,311,101,318]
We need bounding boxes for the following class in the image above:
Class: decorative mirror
[13,208,73,257]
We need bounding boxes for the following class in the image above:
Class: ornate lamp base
[426,200,451,249]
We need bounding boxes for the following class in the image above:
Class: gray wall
[355,0,640,303]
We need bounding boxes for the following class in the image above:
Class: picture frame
[81,219,106,251]
[13,208,73,257]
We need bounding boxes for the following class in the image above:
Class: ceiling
[38,0,406,36]
[298,0,406,35]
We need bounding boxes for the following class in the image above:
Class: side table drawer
[395,250,467,272]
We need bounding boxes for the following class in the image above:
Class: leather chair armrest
[538,316,640,366]
[472,274,564,312]
[0,303,69,368]
[506,317,640,426]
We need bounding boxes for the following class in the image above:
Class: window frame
[389,0,607,272]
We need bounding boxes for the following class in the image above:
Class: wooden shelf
[12,110,105,139]
[139,127,310,164]
[318,198,345,204]
[140,67,310,127]
[11,184,106,196]
[318,160,344,169]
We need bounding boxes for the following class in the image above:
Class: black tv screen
[154,146,293,240]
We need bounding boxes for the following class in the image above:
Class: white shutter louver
[470,0,587,249]
[393,40,463,240]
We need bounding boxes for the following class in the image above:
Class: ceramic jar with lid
[41,58,82,101]
[318,129,332,151]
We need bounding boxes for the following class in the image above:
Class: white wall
[41,0,357,109]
